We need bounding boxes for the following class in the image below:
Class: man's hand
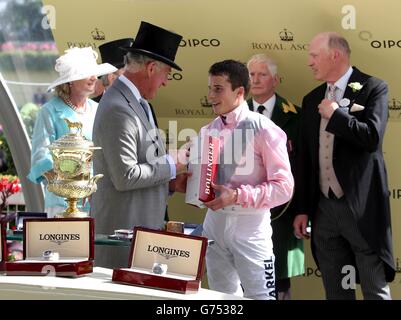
[169,172,191,193]
[293,214,310,240]
[203,183,238,211]
[318,98,338,119]
[169,143,190,174]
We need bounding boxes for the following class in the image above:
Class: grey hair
[100,74,110,87]
[247,53,278,76]
[125,52,167,72]
[100,69,121,87]
[326,32,351,57]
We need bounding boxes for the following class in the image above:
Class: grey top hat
[122,21,183,71]
[98,38,133,69]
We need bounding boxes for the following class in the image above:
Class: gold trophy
[45,119,103,218]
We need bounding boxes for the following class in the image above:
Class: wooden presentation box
[5,218,94,277]
[112,227,208,294]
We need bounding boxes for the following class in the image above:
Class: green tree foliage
[0,130,17,176]
[20,102,39,137]
[0,0,53,42]
[0,51,58,71]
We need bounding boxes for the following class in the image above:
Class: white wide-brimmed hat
[47,47,117,92]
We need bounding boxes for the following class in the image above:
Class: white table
[0,267,247,300]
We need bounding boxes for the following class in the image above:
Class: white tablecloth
[0,267,247,300]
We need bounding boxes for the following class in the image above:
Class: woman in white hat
[28,47,116,217]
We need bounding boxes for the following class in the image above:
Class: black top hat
[98,38,133,69]
[122,21,183,71]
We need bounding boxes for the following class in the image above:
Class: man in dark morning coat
[247,54,304,300]
[293,32,395,299]
[91,21,188,268]
[93,38,133,103]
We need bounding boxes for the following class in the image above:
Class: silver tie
[139,98,150,121]
[327,84,337,101]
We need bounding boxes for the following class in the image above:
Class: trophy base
[55,211,89,219]
[53,198,90,218]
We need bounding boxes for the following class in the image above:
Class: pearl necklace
[63,97,86,114]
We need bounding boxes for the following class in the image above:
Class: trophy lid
[49,132,96,150]
[49,119,100,151]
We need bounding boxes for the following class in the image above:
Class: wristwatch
[42,250,60,261]
[152,263,168,275]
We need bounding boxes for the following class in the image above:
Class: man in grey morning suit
[91,21,187,268]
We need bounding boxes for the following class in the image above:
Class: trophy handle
[89,174,104,185]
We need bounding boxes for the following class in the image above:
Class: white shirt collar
[252,94,276,119]
[118,75,156,128]
[119,74,142,102]
[330,66,353,94]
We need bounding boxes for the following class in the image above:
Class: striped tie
[327,84,337,101]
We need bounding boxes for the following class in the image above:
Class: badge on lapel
[338,98,365,113]
[339,98,351,108]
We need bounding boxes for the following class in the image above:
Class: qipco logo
[168,72,183,81]
[370,39,401,49]
[179,38,221,48]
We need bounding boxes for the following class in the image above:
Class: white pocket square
[350,103,365,112]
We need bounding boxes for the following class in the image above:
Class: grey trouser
[313,195,391,300]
